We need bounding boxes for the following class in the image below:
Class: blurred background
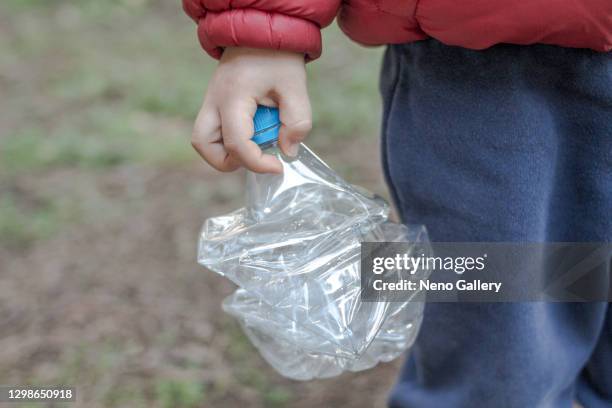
[1,1,398,407]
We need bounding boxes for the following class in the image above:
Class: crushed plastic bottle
[198,106,431,380]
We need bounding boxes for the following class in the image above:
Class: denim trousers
[380,40,612,408]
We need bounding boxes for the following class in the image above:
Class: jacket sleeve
[183,0,341,61]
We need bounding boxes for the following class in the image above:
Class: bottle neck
[257,139,278,151]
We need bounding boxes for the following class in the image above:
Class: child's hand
[192,47,311,174]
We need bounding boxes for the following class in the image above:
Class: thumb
[277,85,312,157]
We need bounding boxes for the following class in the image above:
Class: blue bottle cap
[252,105,280,146]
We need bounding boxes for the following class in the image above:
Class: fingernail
[287,144,299,157]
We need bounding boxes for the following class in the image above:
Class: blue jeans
[380,40,612,408]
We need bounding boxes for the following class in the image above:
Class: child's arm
[183,1,341,173]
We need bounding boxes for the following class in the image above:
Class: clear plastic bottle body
[198,141,431,380]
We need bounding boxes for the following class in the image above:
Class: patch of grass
[2,128,129,176]
[127,73,205,121]
[50,341,149,408]
[223,319,294,407]
[1,112,193,177]
[3,0,50,12]
[55,342,123,385]
[155,379,205,408]
[264,386,293,408]
[16,403,72,408]
[104,387,147,408]
[3,0,157,16]
[224,320,254,361]
[233,366,293,408]
[0,193,64,247]
[308,26,385,141]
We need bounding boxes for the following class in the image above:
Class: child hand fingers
[277,84,312,157]
[220,103,283,174]
[192,106,241,172]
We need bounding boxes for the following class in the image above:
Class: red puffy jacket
[183,0,611,59]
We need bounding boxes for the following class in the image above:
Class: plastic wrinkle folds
[198,143,431,380]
